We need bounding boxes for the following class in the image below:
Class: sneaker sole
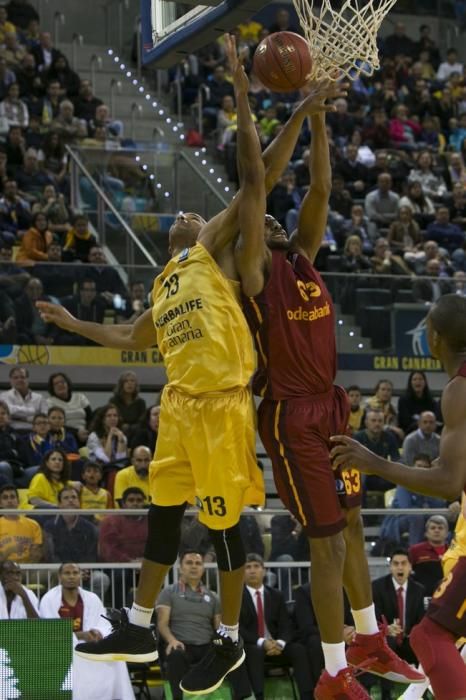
[180,649,246,695]
[348,663,425,684]
[75,650,158,663]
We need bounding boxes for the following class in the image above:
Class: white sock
[351,604,379,636]
[217,623,239,643]
[321,641,347,677]
[461,644,466,661]
[129,603,153,628]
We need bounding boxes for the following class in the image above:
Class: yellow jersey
[152,243,254,395]
[453,494,466,557]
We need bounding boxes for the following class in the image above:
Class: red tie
[256,590,265,638]
[396,586,404,645]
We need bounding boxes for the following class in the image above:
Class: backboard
[141,0,269,68]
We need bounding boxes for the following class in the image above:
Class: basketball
[253,31,313,93]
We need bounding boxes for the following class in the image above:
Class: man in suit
[372,548,426,699]
[413,258,452,303]
[230,553,313,700]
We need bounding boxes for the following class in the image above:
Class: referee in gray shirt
[157,550,221,700]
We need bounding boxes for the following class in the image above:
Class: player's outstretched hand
[224,33,249,94]
[297,79,347,117]
[36,300,76,331]
[330,435,379,474]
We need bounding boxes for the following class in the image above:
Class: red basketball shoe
[314,667,371,699]
[347,628,425,683]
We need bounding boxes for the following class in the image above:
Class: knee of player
[309,531,346,567]
[344,507,364,535]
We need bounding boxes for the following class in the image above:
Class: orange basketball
[253,31,313,93]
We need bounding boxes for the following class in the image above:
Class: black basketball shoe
[180,633,245,695]
[75,607,158,663]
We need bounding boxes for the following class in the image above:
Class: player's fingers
[330,434,353,444]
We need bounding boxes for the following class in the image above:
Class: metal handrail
[66,145,158,267]
[0,507,453,516]
[53,10,65,46]
[130,102,143,139]
[101,0,130,52]
[89,54,103,90]
[110,78,122,118]
[71,32,83,72]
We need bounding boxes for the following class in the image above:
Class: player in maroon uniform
[331,294,466,700]
[235,97,424,698]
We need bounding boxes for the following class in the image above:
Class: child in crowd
[80,461,113,520]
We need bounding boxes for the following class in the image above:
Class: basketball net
[292,0,399,81]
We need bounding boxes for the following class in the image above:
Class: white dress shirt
[246,585,286,649]
[0,388,48,430]
[391,577,408,627]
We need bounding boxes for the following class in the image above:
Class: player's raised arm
[262,81,343,195]
[330,376,466,501]
[224,35,267,297]
[36,302,156,350]
[290,101,331,262]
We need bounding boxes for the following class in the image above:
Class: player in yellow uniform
[37,36,265,695]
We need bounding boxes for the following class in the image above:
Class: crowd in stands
[176,10,466,303]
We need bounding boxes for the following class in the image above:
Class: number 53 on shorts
[342,469,361,495]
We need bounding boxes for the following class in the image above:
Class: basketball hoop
[291,0,398,80]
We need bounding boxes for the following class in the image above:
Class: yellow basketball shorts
[149,385,265,529]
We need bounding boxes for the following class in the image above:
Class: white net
[292,0,399,80]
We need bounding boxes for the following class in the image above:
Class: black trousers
[231,641,314,699]
[165,644,210,700]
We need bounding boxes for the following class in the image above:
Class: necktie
[256,590,265,638]
[396,586,404,646]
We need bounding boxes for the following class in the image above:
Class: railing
[52,10,65,47]
[67,146,159,268]
[101,0,130,54]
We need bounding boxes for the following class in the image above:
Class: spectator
[59,278,107,344]
[364,173,400,231]
[398,372,441,437]
[335,143,369,196]
[37,130,67,189]
[0,365,47,432]
[15,51,42,102]
[129,403,160,453]
[46,372,92,445]
[122,279,149,323]
[401,410,440,466]
[366,379,402,439]
[34,241,77,299]
[0,81,28,131]
[436,48,464,82]
[326,98,355,146]
[44,53,80,98]
[156,550,222,700]
[44,486,99,565]
[98,486,148,563]
[179,514,215,561]
[31,31,60,73]
[0,55,15,101]
[412,258,452,303]
[409,515,449,596]
[239,512,264,558]
[329,174,353,219]
[362,108,391,150]
[16,411,49,467]
[14,276,54,345]
[382,22,415,58]
[0,484,42,562]
[45,406,80,459]
[270,513,309,564]
[416,24,440,68]
[449,183,466,231]
[398,181,436,229]
[15,148,53,201]
[33,79,62,126]
[16,211,52,262]
[268,7,299,34]
[426,206,465,254]
[79,462,113,515]
[388,455,447,546]
[5,1,40,31]
[109,371,146,433]
[452,269,466,296]
[39,562,134,700]
[353,410,398,500]
[341,205,373,253]
[231,553,313,700]
[0,177,31,238]
[371,549,425,700]
[5,126,25,176]
[113,445,151,506]
[1,31,27,72]
[72,78,103,124]
[217,94,237,147]
[62,213,97,262]
[51,99,87,144]
[84,245,129,308]
[449,114,466,152]
[0,6,15,44]
[445,152,466,191]
[0,559,39,618]
[389,104,422,149]
[408,151,447,202]
[86,403,128,467]
[0,400,24,486]
[90,103,124,140]
[387,206,421,253]
[27,448,73,508]
[32,183,71,236]
[347,385,364,434]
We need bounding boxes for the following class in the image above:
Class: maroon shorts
[258,385,361,538]
[427,556,466,639]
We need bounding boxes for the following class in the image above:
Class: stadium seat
[355,288,392,327]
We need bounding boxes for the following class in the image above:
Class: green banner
[0,619,72,699]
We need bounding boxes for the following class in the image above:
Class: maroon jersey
[455,361,466,498]
[242,250,336,399]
